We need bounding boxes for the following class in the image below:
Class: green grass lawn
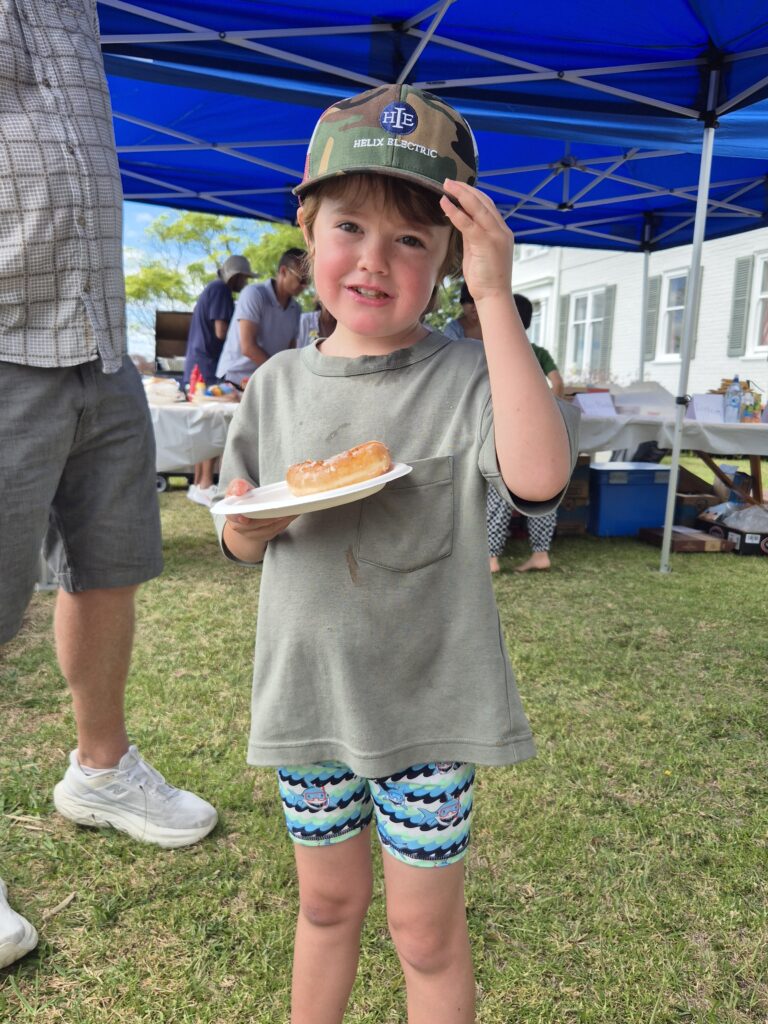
[1,494,766,1023]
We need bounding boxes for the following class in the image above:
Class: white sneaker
[186,484,200,503]
[0,878,38,969]
[53,746,218,849]
[190,484,218,507]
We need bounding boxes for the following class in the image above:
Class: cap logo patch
[380,101,417,135]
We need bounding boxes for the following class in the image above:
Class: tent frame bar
[100,1,768,121]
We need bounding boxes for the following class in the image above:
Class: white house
[511,227,768,401]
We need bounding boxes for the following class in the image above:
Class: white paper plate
[211,462,412,518]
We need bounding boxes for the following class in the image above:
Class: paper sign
[573,392,616,417]
[685,393,724,422]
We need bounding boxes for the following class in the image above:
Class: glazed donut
[286,441,392,496]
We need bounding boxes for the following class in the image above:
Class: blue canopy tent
[97,0,768,569]
[107,60,768,250]
[98,1,768,117]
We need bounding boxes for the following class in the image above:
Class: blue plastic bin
[588,462,671,537]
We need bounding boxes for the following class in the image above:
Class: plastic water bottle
[724,376,742,423]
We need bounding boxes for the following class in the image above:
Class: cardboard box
[565,478,589,499]
[697,517,768,557]
[639,527,735,553]
[556,521,588,536]
[675,467,714,495]
[155,310,193,359]
[674,492,720,528]
[557,495,589,535]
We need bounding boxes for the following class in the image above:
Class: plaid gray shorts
[0,357,163,643]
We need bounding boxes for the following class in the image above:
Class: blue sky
[123,199,270,357]
[123,200,164,275]
[124,200,182,356]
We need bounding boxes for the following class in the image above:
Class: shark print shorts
[277,761,475,867]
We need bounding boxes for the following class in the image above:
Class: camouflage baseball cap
[294,84,477,199]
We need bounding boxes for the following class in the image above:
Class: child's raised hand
[440,179,514,303]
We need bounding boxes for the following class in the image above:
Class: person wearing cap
[215,248,307,384]
[216,84,578,1023]
[182,254,256,389]
[183,254,256,506]
[0,0,218,965]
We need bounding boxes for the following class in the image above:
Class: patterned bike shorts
[277,761,475,868]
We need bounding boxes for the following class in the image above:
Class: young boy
[216,84,579,1023]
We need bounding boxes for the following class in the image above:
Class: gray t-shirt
[216,280,301,380]
[216,331,579,777]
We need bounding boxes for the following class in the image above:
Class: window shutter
[597,284,616,378]
[644,276,661,361]
[557,294,570,369]
[727,256,753,357]
[689,266,704,359]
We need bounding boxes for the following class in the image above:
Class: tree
[124,209,316,349]
[424,277,462,332]
[124,209,267,341]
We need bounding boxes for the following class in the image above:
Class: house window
[662,273,687,356]
[570,289,605,374]
[528,299,545,347]
[514,244,550,262]
[754,257,768,351]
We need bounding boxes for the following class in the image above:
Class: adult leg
[54,585,136,768]
[487,486,513,574]
[52,583,217,846]
[515,510,557,572]
[291,830,374,1024]
[384,855,475,1024]
[49,359,216,846]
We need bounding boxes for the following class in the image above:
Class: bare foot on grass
[514,552,551,573]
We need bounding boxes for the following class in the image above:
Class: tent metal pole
[639,246,649,383]
[397,0,454,85]
[659,76,718,573]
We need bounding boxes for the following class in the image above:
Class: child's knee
[387,912,460,975]
[299,883,372,930]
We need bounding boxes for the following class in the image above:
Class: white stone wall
[511,228,768,398]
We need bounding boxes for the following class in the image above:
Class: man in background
[183,254,256,506]
[0,0,217,969]
[216,248,307,384]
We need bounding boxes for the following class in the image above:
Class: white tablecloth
[579,414,768,457]
[149,402,238,473]
[148,403,768,474]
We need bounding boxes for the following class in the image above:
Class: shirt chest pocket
[355,456,454,573]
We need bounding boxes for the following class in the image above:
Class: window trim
[568,287,606,375]
[528,297,547,349]
[747,251,768,356]
[654,269,688,363]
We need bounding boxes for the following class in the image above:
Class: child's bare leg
[383,855,475,1024]
[291,829,373,1024]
